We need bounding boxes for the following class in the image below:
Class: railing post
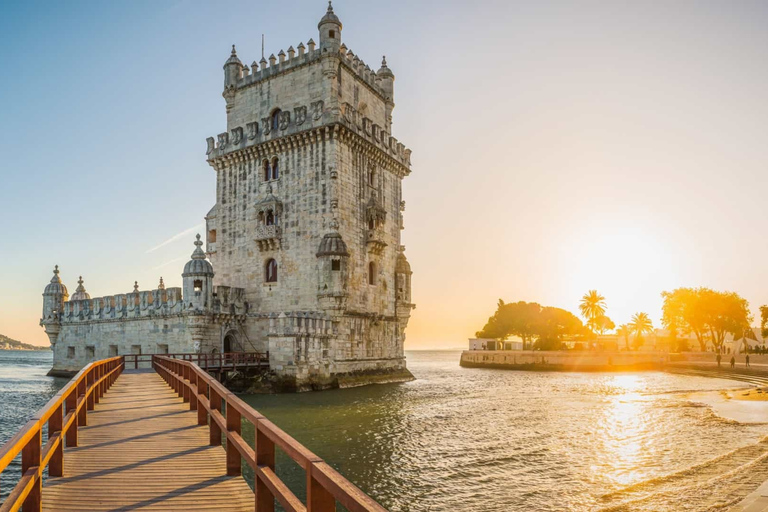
[86,367,95,411]
[197,378,208,426]
[210,389,222,447]
[21,429,41,512]
[49,403,63,477]
[226,400,242,476]
[182,364,190,403]
[255,424,275,512]
[65,388,78,447]
[308,466,335,512]
[189,370,198,411]
[77,377,87,427]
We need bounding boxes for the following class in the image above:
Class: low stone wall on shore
[460,350,669,372]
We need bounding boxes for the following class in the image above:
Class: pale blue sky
[2,1,768,348]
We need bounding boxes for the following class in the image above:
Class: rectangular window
[109,345,118,357]
[67,346,75,359]
[208,229,217,243]
[157,344,169,354]
[86,346,95,360]
[194,280,203,294]
[131,345,142,355]
[331,260,341,271]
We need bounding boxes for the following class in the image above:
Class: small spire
[191,234,206,260]
[77,276,84,287]
[50,265,61,284]
[158,277,165,290]
[133,281,139,293]
[382,55,387,66]
[328,0,333,12]
[231,44,237,56]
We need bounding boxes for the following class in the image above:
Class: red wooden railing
[0,356,123,512]
[123,352,269,371]
[153,355,387,512]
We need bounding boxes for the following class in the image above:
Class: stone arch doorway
[223,331,239,353]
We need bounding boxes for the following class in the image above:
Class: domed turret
[223,44,243,87]
[42,265,68,344]
[316,220,349,308]
[183,234,214,276]
[183,234,214,311]
[318,1,342,52]
[395,250,413,304]
[44,265,69,297]
[70,276,91,301]
[316,231,349,257]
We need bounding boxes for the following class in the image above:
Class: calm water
[1,350,766,510]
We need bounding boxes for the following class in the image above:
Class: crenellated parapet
[267,311,335,338]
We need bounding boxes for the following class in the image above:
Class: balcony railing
[255,224,281,251]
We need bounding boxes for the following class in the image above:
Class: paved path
[42,370,254,511]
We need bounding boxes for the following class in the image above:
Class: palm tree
[617,324,631,351]
[579,290,606,334]
[629,312,653,350]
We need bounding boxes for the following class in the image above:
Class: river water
[1,349,767,511]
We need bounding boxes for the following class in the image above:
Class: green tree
[629,312,653,350]
[476,300,542,350]
[662,288,710,351]
[533,307,587,350]
[579,290,606,336]
[594,315,615,336]
[616,324,631,350]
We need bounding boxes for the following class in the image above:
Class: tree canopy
[661,287,751,352]
[476,300,587,350]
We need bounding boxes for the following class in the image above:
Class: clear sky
[2,0,768,349]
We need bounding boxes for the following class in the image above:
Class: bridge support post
[189,372,199,411]
[308,468,335,511]
[77,379,87,427]
[21,429,41,512]
[86,369,95,411]
[49,405,63,477]
[183,365,190,403]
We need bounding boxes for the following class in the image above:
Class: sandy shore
[686,386,768,424]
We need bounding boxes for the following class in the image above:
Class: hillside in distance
[0,334,48,351]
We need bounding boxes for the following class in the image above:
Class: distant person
[730,356,736,369]
[746,354,750,368]
[716,353,721,368]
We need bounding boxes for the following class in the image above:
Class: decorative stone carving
[206,137,215,155]
[231,126,243,145]
[278,111,290,130]
[217,132,229,149]
[363,117,372,136]
[294,106,307,125]
[311,100,324,120]
[261,117,271,136]
[247,122,258,140]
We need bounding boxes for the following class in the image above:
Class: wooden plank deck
[42,370,255,512]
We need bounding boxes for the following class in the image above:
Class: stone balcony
[255,225,281,251]
[366,229,387,254]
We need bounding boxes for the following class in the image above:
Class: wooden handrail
[152,355,388,512]
[123,352,269,370]
[0,356,124,512]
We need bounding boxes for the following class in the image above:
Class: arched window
[263,160,271,181]
[369,170,375,187]
[265,259,278,283]
[368,261,377,285]
[193,279,203,294]
[266,210,275,226]
[271,109,281,131]
[368,217,375,230]
[272,157,279,179]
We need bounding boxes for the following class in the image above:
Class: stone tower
[204,2,415,387]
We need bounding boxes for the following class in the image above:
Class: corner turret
[377,56,395,130]
[182,234,215,311]
[70,276,91,301]
[318,1,342,52]
[41,265,68,346]
[223,45,242,113]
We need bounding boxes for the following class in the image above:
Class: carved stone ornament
[278,111,290,130]
[311,100,324,121]
[294,106,307,125]
[231,126,243,145]
[217,132,229,149]
[247,122,258,140]
[363,117,372,136]
[261,117,271,136]
[343,103,356,124]
[206,137,215,155]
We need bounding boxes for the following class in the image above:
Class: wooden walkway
[42,370,255,511]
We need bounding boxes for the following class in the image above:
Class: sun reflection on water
[594,374,658,488]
